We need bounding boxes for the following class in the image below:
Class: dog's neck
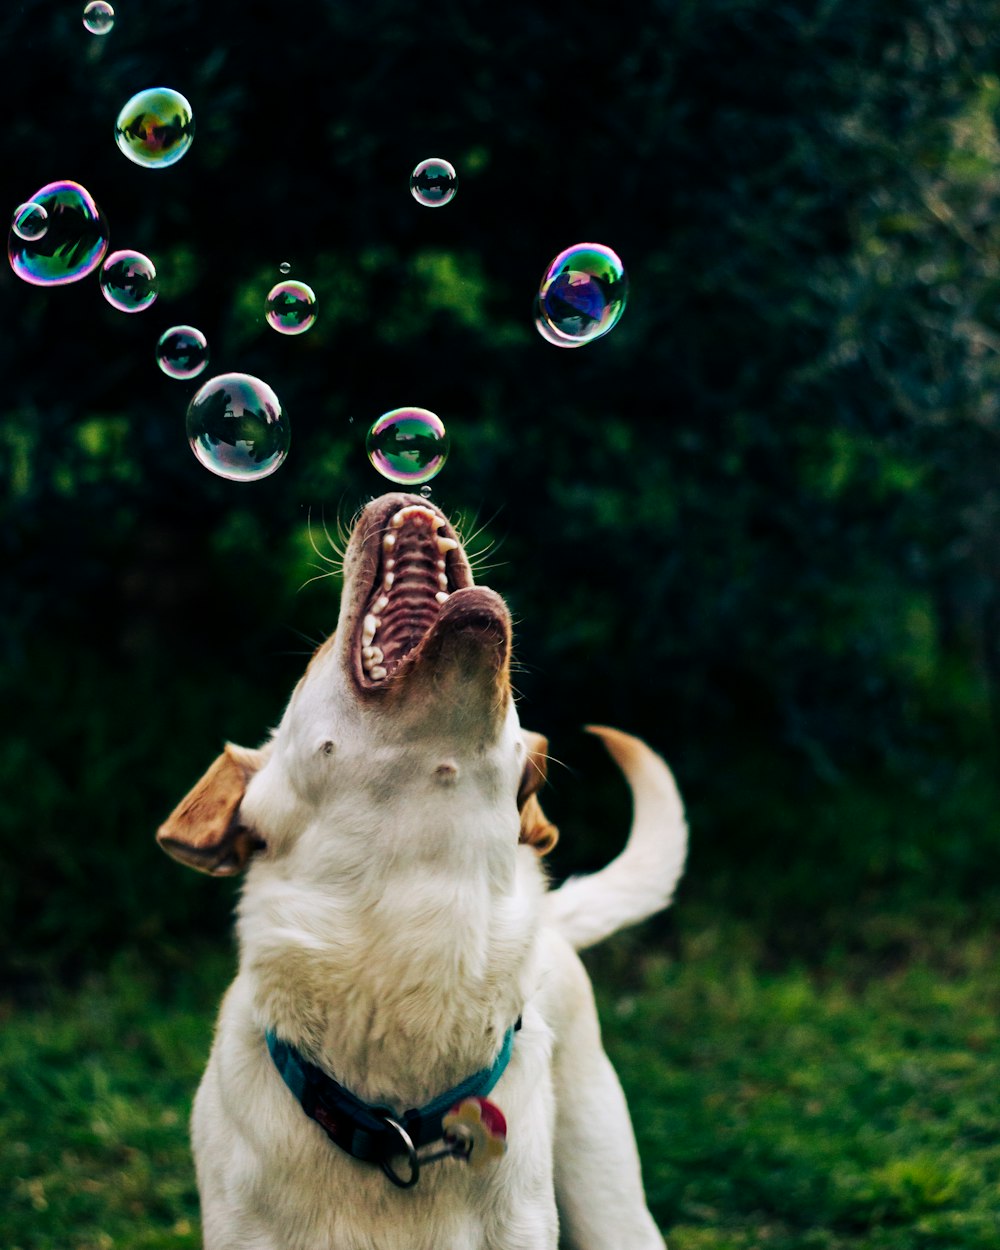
[236,838,543,1110]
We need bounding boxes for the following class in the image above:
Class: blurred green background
[2,0,999,983]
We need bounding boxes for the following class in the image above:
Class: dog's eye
[319,740,335,756]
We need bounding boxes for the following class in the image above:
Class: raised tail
[546,726,688,951]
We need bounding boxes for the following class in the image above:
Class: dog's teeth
[435,591,449,604]
[369,665,388,680]
[385,557,396,571]
[373,594,389,613]
[383,572,395,589]
[437,536,459,553]
[362,614,378,646]
[383,532,397,548]
[438,573,449,591]
[389,513,405,529]
[436,558,446,572]
[362,645,385,664]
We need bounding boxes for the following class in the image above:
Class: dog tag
[442,1097,507,1169]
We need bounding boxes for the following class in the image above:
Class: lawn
[2,908,998,1249]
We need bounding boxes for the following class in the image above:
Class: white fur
[171,505,687,1249]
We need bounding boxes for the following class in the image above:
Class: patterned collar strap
[266,1021,518,1170]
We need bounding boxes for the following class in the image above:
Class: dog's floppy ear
[156,742,267,876]
[518,730,559,856]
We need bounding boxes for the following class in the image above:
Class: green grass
[2,913,998,1249]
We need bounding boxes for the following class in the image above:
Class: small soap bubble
[186,372,289,482]
[265,279,317,335]
[537,243,627,346]
[8,180,108,286]
[115,87,194,169]
[409,158,458,208]
[278,261,291,275]
[156,325,209,379]
[367,408,449,485]
[11,202,48,242]
[100,249,157,313]
[419,484,433,498]
[83,1,115,34]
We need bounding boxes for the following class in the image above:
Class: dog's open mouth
[349,497,510,693]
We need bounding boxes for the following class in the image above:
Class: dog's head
[157,492,557,877]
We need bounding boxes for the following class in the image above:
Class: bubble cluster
[100,250,158,313]
[8,181,109,286]
[366,407,450,485]
[410,158,458,208]
[115,87,194,169]
[11,202,48,242]
[82,1,115,34]
[186,372,289,482]
[536,243,627,346]
[265,280,317,335]
[156,325,209,379]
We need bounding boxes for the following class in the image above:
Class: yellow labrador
[158,492,687,1249]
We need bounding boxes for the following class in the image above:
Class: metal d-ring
[380,1116,420,1189]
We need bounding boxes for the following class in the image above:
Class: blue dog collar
[266,1020,518,1185]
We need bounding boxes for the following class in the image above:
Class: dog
[157,491,688,1249]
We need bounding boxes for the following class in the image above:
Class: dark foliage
[2,0,999,982]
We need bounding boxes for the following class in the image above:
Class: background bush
[2,0,999,984]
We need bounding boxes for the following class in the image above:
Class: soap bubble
[156,325,209,379]
[409,158,458,207]
[115,87,194,168]
[265,280,317,335]
[82,1,114,34]
[278,261,291,274]
[367,407,449,485]
[100,249,157,312]
[11,202,48,242]
[8,180,108,286]
[536,243,627,345]
[186,373,289,481]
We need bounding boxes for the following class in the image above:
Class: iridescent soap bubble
[409,158,458,207]
[537,243,628,346]
[156,325,209,379]
[83,1,115,33]
[278,261,291,275]
[8,180,108,286]
[11,201,48,242]
[100,249,157,312]
[186,372,289,482]
[265,280,317,335]
[367,407,449,485]
[115,87,194,168]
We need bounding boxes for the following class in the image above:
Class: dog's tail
[546,726,688,951]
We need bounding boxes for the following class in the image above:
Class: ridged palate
[359,504,459,682]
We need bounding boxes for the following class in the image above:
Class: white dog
[158,491,687,1249]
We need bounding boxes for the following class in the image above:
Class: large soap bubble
[536,243,627,346]
[8,180,108,286]
[367,407,450,485]
[186,373,289,482]
[115,87,194,168]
